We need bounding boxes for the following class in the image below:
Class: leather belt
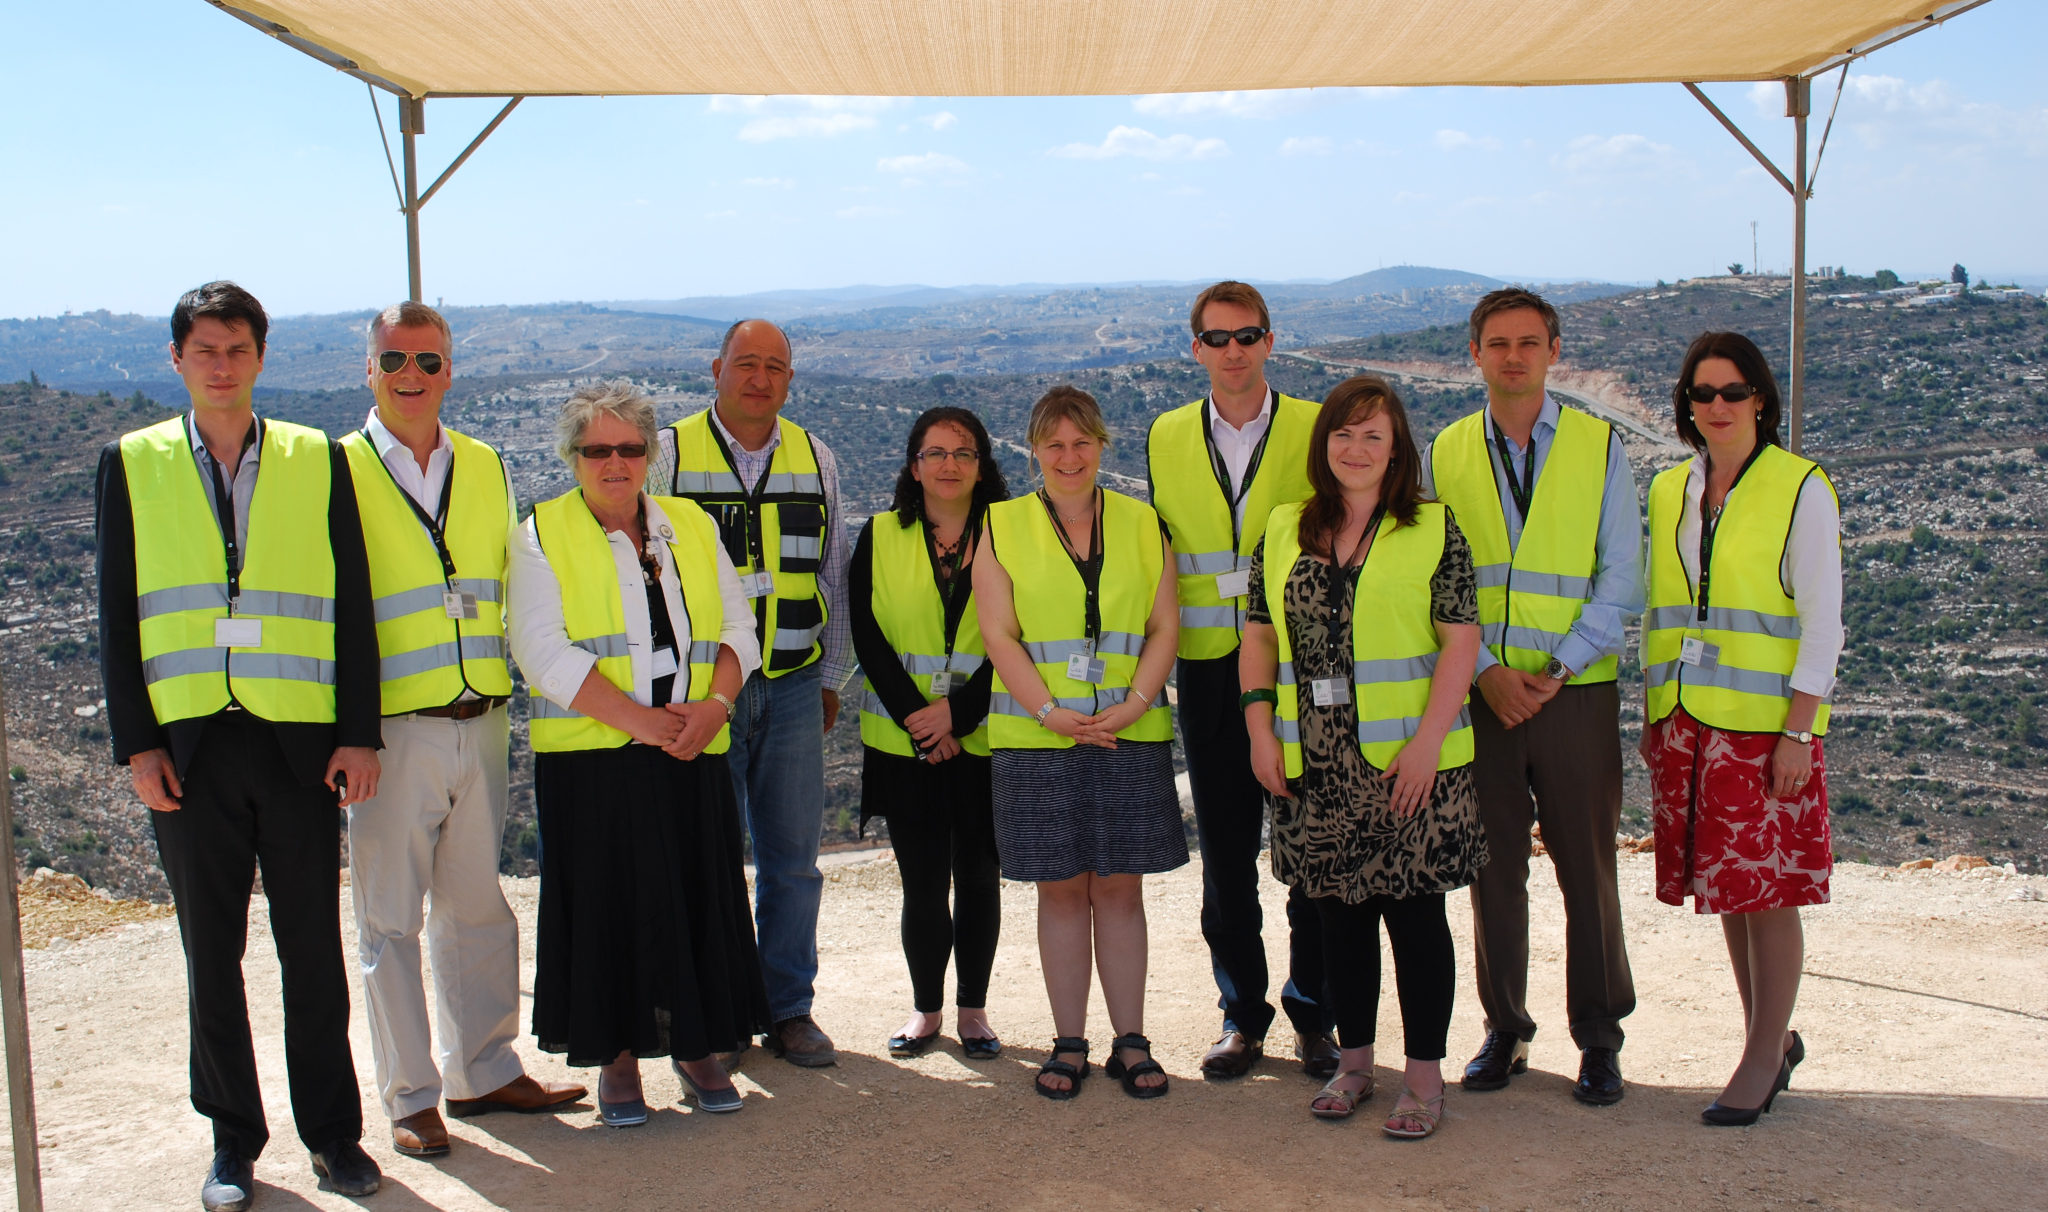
[411,697,508,721]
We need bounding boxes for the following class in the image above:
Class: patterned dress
[1646,707,1832,914]
[1247,515,1489,904]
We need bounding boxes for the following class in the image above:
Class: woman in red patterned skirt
[1639,331,1842,1127]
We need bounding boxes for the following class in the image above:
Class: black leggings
[889,798,1002,1012]
[1313,891,1455,1060]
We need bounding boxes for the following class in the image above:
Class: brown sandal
[1309,1070,1376,1120]
[1382,1084,1445,1139]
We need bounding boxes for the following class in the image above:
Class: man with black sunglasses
[338,302,585,1162]
[1146,280,1336,1081]
[1420,287,1643,1107]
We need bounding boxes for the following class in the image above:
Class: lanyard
[926,509,981,661]
[1039,488,1104,651]
[1490,418,1537,523]
[194,417,260,606]
[1323,503,1386,652]
[707,422,777,574]
[1200,391,1274,550]
[1696,445,1764,622]
[364,428,459,587]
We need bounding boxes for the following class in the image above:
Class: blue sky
[4,2,2044,318]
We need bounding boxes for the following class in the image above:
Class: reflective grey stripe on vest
[780,534,822,561]
[990,692,1098,717]
[1487,622,1573,653]
[573,633,631,659]
[380,635,507,682]
[529,694,583,719]
[1022,630,1143,665]
[1643,658,1680,690]
[773,624,824,653]
[1644,604,1802,641]
[227,653,337,685]
[1272,716,1300,743]
[673,468,746,494]
[137,583,229,619]
[1357,705,1471,746]
[1175,549,1240,576]
[901,652,985,676]
[759,471,824,496]
[1179,604,1241,629]
[375,580,500,623]
[1655,660,1796,700]
[1278,660,1297,685]
[142,646,227,684]
[1474,563,1592,600]
[1354,653,1439,684]
[689,639,722,664]
[1475,562,1511,590]
[235,589,336,623]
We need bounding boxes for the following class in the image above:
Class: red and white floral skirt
[1646,706,1832,915]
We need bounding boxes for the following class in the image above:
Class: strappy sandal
[1381,1084,1445,1139]
[1309,1070,1376,1120]
[1104,1032,1169,1100]
[1035,1036,1089,1100]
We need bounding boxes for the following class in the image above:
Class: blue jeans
[725,665,827,1023]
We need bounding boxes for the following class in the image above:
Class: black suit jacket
[95,428,382,787]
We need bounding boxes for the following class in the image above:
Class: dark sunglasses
[1686,383,1758,404]
[576,442,648,460]
[377,350,446,375]
[1196,326,1269,348]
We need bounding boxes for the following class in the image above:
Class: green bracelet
[1239,688,1278,711]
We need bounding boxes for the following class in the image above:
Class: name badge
[650,646,680,679]
[214,617,262,648]
[929,670,960,697]
[1214,568,1251,600]
[1066,653,1107,684]
[742,571,775,600]
[443,591,479,620]
[1310,677,1352,707]
[1679,636,1720,670]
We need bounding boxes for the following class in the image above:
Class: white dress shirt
[1207,387,1275,530]
[363,408,454,510]
[1656,455,1844,699]
[508,493,762,715]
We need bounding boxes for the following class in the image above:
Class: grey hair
[555,381,659,466]
[366,300,451,354]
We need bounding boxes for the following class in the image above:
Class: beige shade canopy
[216,0,1971,98]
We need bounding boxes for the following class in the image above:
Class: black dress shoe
[1784,1030,1805,1085]
[887,1029,940,1058]
[1462,1031,1529,1091]
[1573,1047,1625,1106]
[309,1140,382,1197]
[1295,1030,1341,1080]
[961,1034,1003,1060]
[201,1148,253,1212]
[1702,1059,1789,1126]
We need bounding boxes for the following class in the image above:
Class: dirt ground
[6,850,2047,1211]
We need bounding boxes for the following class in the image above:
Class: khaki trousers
[346,708,526,1119]
[1467,682,1636,1052]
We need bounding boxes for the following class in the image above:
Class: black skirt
[859,746,994,835]
[991,740,1189,882]
[532,744,770,1066]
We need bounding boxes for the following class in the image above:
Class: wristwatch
[1541,657,1572,682]
[709,691,737,721]
[1781,728,1814,744]
[1034,700,1057,726]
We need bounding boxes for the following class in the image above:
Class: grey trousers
[1467,682,1636,1052]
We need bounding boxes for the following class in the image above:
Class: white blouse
[1649,456,1845,699]
[508,494,761,711]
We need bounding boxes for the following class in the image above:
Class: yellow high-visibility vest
[527,491,730,754]
[985,490,1173,750]
[1147,392,1316,659]
[858,512,991,758]
[120,416,338,724]
[1260,501,1474,775]
[666,410,827,677]
[1428,407,1617,683]
[1644,444,1835,735]
[340,427,513,715]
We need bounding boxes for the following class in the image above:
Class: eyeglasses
[1196,326,1269,348]
[376,350,446,375]
[915,448,980,465]
[576,442,649,460]
[1686,383,1758,404]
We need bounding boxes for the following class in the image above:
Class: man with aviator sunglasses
[339,302,585,1163]
[1147,280,1336,1082]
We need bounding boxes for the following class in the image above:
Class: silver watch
[710,691,737,721]
[1034,700,1057,726]
[1781,728,1814,744]
[1542,657,1571,682]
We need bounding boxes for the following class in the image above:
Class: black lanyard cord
[197,418,259,604]
[1490,418,1537,523]
[1040,488,1105,650]
[367,429,459,585]
[1323,503,1386,653]
[708,422,776,572]
[926,510,981,659]
[1201,392,1274,548]
[1696,444,1766,622]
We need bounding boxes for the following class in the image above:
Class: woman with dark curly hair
[1640,331,1842,1126]
[851,406,1012,1061]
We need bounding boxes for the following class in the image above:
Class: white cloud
[708,95,904,141]
[1133,87,1403,119]
[742,176,795,188]
[1434,129,1502,152]
[919,111,958,131]
[1279,136,1334,157]
[877,152,969,176]
[1048,125,1227,161]
[1747,74,2048,159]
[1553,133,1682,176]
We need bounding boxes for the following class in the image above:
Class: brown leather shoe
[445,1073,588,1119]
[1200,1030,1264,1079]
[1295,1030,1342,1080]
[767,1015,839,1067]
[392,1108,450,1158]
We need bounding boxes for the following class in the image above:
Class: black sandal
[1105,1032,1169,1100]
[1035,1036,1089,1100]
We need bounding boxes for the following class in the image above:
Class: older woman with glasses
[507,382,770,1127]
[853,407,1012,1061]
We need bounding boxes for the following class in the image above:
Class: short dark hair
[1671,331,1783,453]
[172,281,269,354]
[1190,280,1271,334]
[718,318,791,362]
[1297,376,1426,560]
[1467,287,1560,348]
[890,407,1011,525]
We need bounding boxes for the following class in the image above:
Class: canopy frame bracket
[367,93,525,302]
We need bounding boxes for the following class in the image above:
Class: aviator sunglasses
[1686,382,1758,404]
[576,442,649,459]
[1196,325,1270,348]
[377,350,446,375]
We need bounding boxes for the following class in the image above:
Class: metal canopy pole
[1787,77,1812,454]
[401,98,425,304]
[0,673,44,1212]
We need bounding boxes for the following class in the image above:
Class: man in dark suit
[96,281,383,1210]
